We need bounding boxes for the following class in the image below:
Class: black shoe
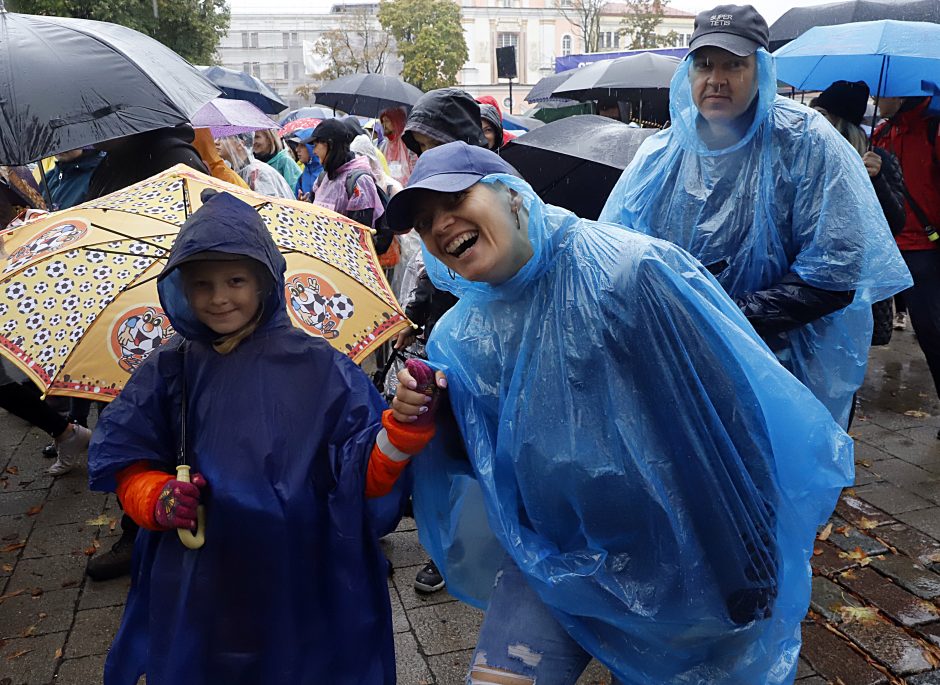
[414,559,445,593]
[86,534,134,581]
[41,443,57,459]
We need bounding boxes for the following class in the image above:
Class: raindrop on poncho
[600,50,912,427]
[414,174,853,684]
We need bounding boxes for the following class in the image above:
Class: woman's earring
[447,267,456,280]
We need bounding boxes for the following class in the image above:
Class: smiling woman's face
[689,46,758,125]
[412,183,533,285]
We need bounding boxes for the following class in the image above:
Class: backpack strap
[345,169,369,199]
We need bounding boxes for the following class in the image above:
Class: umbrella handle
[175,465,206,550]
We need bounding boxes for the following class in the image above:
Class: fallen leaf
[37,613,46,619]
[857,517,880,531]
[904,410,930,418]
[109,519,117,532]
[84,515,114,527]
[53,647,62,660]
[0,589,26,603]
[25,505,42,516]
[839,605,882,625]
[2,564,12,573]
[5,649,30,662]
[0,542,25,553]
[61,580,79,589]
[19,625,35,638]
[838,547,869,563]
[4,466,17,475]
[30,587,42,597]
[818,523,833,541]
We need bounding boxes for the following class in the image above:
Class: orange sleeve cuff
[381,409,436,454]
[115,462,175,531]
[365,447,410,498]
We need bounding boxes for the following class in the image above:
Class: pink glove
[405,359,440,427]
[154,473,207,531]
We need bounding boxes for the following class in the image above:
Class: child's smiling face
[181,259,262,336]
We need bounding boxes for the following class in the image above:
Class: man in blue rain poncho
[385,142,855,684]
[600,4,911,427]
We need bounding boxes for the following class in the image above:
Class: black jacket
[405,270,459,339]
[402,88,488,155]
[85,125,208,201]
[870,146,906,236]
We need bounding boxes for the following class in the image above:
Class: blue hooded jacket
[88,190,403,685]
[414,173,853,684]
[600,50,912,427]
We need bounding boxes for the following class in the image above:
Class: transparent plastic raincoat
[600,51,912,427]
[413,174,854,684]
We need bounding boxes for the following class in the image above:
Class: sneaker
[414,559,445,593]
[46,424,91,476]
[41,443,57,459]
[894,311,908,330]
[86,534,134,581]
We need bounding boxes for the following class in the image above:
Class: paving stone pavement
[0,328,938,684]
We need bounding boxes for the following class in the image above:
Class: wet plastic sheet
[414,175,854,684]
[600,50,912,427]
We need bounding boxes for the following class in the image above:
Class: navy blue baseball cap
[385,141,520,232]
[689,5,769,57]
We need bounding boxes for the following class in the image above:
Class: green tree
[378,0,467,91]
[619,0,679,49]
[8,0,230,65]
[313,6,392,80]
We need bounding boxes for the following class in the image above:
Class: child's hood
[157,189,287,341]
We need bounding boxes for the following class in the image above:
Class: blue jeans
[469,556,620,685]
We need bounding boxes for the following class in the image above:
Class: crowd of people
[0,2,937,683]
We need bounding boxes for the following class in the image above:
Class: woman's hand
[394,328,419,350]
[862,151,882,178]
[392,361,446,424]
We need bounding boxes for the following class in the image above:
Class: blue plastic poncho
[413,174,854,684]
[599,50,912,427]
[88,191,405,685]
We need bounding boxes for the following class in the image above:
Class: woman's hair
[826,112,869,156]
[311,119,355,179]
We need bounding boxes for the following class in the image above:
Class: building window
[250,32,259,48]
[501,0,512,7]
[251,62,261,77]
[242,61,251,73]
[283,32,289,48]
[497,32,519,49]
[283,61,290,79]
[290,32,300,46]
[241,32,249,48]
[599,31,620,50]
[293,62,302,79]
[562,34,572,56]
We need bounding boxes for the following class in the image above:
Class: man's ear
[509,188,523,213]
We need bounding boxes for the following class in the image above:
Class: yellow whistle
[175,465,206,550]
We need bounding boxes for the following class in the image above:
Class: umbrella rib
[88,222,171,254]
[84,247,165,258]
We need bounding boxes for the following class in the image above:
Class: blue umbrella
[773,20,940,97]
[279,107,337,125]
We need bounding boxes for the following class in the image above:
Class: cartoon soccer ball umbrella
[0,164,409,403]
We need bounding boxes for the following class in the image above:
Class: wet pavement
[0,327,938,684]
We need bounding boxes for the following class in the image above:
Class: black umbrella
[769,0,940,51]
[0,11,219,166]
[314,74,423,117]
[500,115,657,220]
[525,69,579,103]
[199,65,287,115]
[551,53,680,101]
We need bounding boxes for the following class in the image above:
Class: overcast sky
[227,0,828,25]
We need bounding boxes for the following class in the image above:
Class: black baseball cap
[385,141,519,232]
[688,4,769,57]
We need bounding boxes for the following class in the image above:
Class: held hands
[154,473,207,531]
[392,359,446,426]
[862,151,882,178]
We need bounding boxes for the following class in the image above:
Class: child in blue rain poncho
[600,4,911,428]
[88,190,437,685]
[386,142,854,685]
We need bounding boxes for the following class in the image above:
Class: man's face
[689,47,758,125]
[411,131,442,155]
[381,116,395,137]
[878,97,904,119]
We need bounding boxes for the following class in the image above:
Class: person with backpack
[873,95,940,434]
[306,119,387,234]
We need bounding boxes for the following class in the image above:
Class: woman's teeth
[445,232,479,257]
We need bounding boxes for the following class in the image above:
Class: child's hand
[155,473,207,531]
[392,360,446,426]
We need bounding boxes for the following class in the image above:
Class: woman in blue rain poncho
[88,190,435,685]
[600,5,911,428]
[386,141,854,685]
